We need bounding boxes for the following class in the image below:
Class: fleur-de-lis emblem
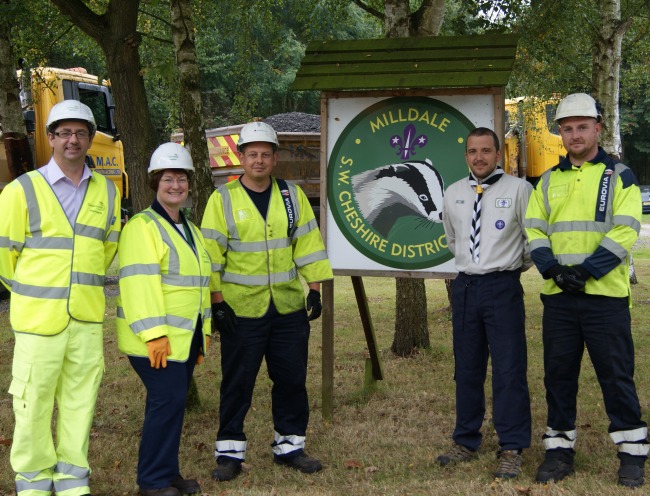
[390,124,428,160]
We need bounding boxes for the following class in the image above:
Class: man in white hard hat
[0,100,121,495]
[201,121,333,481]
[526,93,648,487]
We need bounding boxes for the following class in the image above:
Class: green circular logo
[328,96,475,269]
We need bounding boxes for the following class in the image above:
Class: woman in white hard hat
[116,142,212,496]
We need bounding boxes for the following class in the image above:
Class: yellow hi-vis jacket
[0,170,120,334]
[201,178,333,318]
[525,148,641,298]
[116,207,212,361]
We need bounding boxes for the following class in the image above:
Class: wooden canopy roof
[291,33,519,92]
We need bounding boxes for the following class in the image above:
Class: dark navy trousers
[129,321,202,489]
[451,270,531,451]
[541,292,645,433]
[217,302,310,448]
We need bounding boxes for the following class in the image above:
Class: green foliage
[9,0,106,76]
[444,0,650,185]
[441,0,526,35]
[190,0,380,125]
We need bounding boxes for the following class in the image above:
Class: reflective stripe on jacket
[525,148,641,297]
[201,178,333,318]
[0,170,120,334]
[116,208,212,361]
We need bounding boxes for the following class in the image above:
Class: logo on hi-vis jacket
[328,97,474,270]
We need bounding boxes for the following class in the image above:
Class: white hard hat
[148,142,194,174]
[237,121,279,151]
[554,93,601,122]
[46,100,97,134]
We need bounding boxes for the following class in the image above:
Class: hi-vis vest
[201,178,333,318]
[116,209,212,361]
[0,170,120,334]
[525,150,641,298]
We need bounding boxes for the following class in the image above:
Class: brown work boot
[494,449,522,479]
[437,443,478,466]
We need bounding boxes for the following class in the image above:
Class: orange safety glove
[196,335,210,365]
[146,336,171,369]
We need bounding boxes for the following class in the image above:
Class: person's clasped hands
[547,264,591,292]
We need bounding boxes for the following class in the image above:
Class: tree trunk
[410,0,445,37]
[592,0,630,159]
[386,0,446,356]
[50,0,158,214]
[0,0,30,302]
[591,0,637,283]
[391,277,430,356]
[169,0,212,410]
[384,0,409,37]
[0,1,34,180]
[170,0,212,225]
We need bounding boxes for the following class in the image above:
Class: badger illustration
[351,159,444,238]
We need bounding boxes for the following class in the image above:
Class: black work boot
[618,453,646,488]
[170,475,201,494]
[211,456,242,482]
[535,449,575,483]
[274,451,323,473]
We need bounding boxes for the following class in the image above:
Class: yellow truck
[0,67,128,197]
[503,97,565,182]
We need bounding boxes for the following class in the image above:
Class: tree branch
[139,7,173,29]
[49,0,106,40]
[139,31,173,45]
[350,0,384,21]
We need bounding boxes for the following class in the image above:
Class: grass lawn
[1,248,650,495]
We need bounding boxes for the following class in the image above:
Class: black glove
[546,264,585,292]
[212,301,237,334]
[569,264,592,283]
[306,289,322,321]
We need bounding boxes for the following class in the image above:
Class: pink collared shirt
[38,158,94,224]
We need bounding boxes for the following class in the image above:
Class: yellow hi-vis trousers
[10,319,104,496]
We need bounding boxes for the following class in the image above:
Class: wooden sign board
[323,89,505,278]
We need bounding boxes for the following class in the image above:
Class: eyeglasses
[53,131,91,140]
[160,177,189,185]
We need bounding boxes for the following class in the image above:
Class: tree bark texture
[391,277,430,355]
[410,0,445,37]
[0,0,34,178]
[170,0,212,224]
[591,0,630,159]
[384,0,409,37]
[386,0,445,356]
[50,0,158,213]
